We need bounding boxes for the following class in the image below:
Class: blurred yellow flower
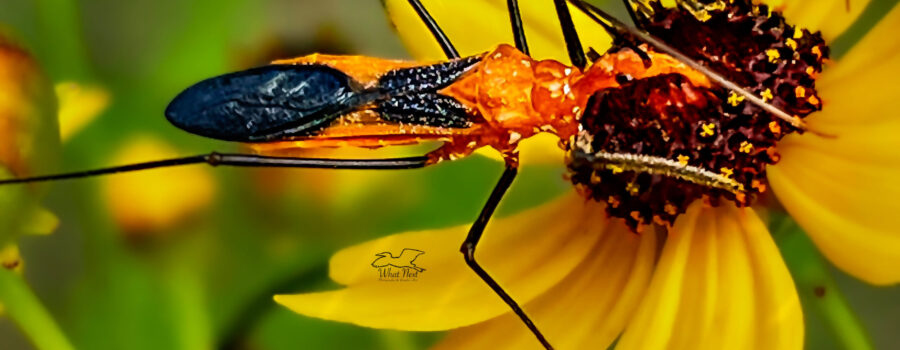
[102,136,216,235]
[0,243,23,314]
[56,82,110,142]
[248,145,427,211]
[0,244,23,274]
[0,38,61,243]
[275,0,900,349]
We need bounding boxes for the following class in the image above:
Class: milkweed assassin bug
[0,1,831,348]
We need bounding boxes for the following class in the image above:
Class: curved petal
[617,203,803,350]
[764,0,871,41]
[56,82,109,142]
[433,219,657,350]
[276,191,606,331]
[383,0,613,63]
[769,5,900,284]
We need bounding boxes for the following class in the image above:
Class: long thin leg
[406,2,551,348]
[0,153,429,185]
[506,0,530,54]
[406,0,460,59]
[622,0,641,28]
[553,0,587,69]
[460,164,553,349]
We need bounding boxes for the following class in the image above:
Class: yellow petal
[20,205,59,235]
[474,132,566,166]
[770,5,900,284]
[764,0,871,41]
[102,136,216,234]
[434,219,657,350]
[383,0,613,63]
[276,191,605,331]
[56,82,110,142]
[617,203,803,350]
[0,244,23,274]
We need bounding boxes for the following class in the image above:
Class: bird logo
[371,248,425,273]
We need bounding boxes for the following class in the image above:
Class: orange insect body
[248,44,711,163]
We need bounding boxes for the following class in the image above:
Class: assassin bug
[0,0,830,348]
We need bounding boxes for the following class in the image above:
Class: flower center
[567,0,829,231]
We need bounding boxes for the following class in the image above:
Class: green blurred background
[0,0,897,349]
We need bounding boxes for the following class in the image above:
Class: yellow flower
[56,82,110,142]
[247,145,428,211]
[276,0,899,349]
[102,135,216,235]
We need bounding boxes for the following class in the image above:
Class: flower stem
[0,268,74,350]
[771,214,874,350]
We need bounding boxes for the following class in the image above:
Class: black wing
[165,64,372,142]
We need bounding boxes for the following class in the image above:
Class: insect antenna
[0,153,431,186]
[567,0,833,137]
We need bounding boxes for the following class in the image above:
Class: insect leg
[0,153,430,185]
[506,0,530,54]
[553,0,587,69]
[459,163,553,350]
[406,0,460,59]
[622,0,642,29]
[403,2,549,346]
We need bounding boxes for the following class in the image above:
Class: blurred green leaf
[0,268,74,350]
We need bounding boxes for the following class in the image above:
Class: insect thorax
[567,0,829,231]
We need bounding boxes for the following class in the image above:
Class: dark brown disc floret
[567,0,829,231]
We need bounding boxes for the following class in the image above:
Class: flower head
[276,0,900,348]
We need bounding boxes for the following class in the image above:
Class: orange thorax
[249,44,711,160]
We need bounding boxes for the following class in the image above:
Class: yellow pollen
[610,165,625,174]
[808,95,820,106]
[700,122,716,137]
[727,91,745,106]
[626,182,640,195]
[739,141,754,153]
[608,196,620,208]
[590,171,603,184]
[795,86,806,98]
[653,215,668,226]
[785,38,798,50]
[664,203,678,215]
[761,88,774,102]
[630,211,642,221]
[806,66,816,75]
[720,167,734,178]
[812,45,822,58]
[752,179,767,192]
[677,154,690,166]
[766,49,780,63]
[769,121,782,134]
[793,30,804,39]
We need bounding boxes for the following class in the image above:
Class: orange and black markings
[165,54,481,145]
[568,1,829,230]
[165,0,829,232]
